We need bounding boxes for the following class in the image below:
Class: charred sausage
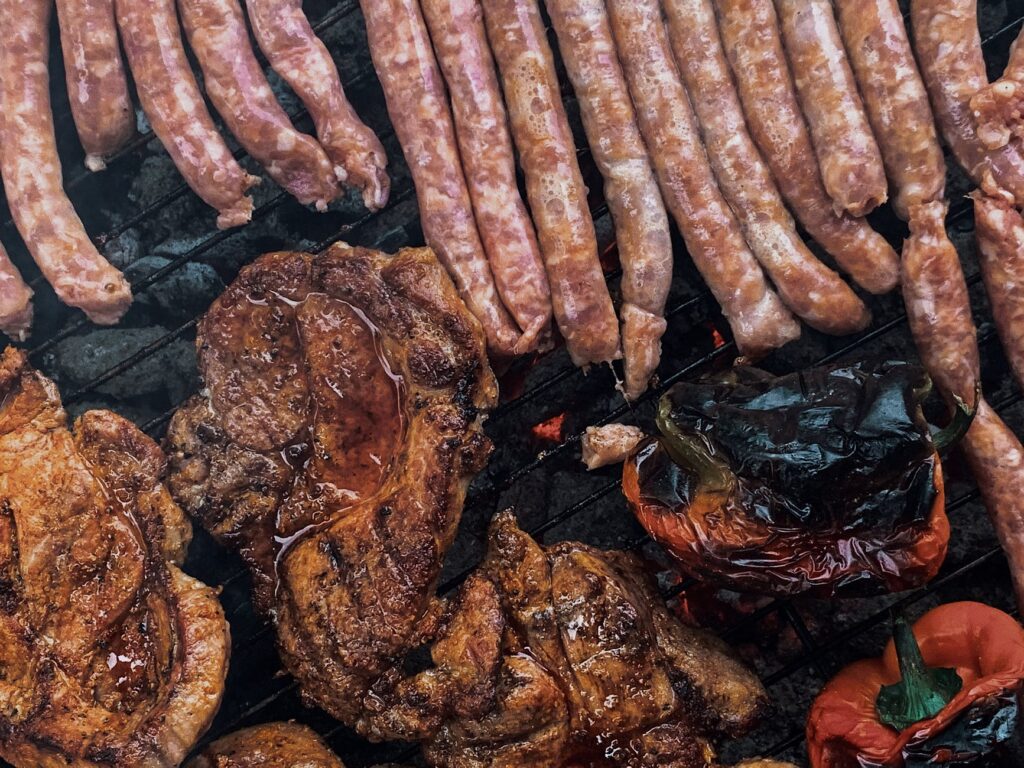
[775,0,889,216]
[834,0,947,220]
[115,0,258,229]
[970,28,1024,149]
[420,0,552,354]
[246,0,389,211]
[911,0,1024,204]
[663,0,871,336]
[54,0,135,171]
[716,0,900,294]
[481,0,621,366]
[360,0,522,358]
[546,0,672,398]
[0,0,131,324]
[177,0,340,210]
[0,245,32,341]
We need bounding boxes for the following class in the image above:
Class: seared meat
[165,243,498,729]
[581,424,644,470]
[0,347,229,768]
[187,722,345,768]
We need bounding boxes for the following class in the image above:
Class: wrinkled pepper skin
[807,602,1024,767]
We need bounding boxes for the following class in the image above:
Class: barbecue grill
[4,0,1024,765]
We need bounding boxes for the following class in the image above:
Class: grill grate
[3,1,1024,765]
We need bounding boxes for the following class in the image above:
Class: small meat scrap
[581,423,644,470]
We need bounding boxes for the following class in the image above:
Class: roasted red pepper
[623,362,971,597]
[807,602,1024,767]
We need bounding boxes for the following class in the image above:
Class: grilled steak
[0,347,229,768]
[187,722,346,768]
[165,243,497,729]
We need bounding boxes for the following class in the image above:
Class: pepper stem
[655,396,733,493]
[931,386,980,452]
[875,615,963,731]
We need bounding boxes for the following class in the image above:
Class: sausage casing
[420,0,552,354]
[0,0,131,324]
[178,0,340,210]
[481,0,621,366]
[664,0,871,336]
[116,0,258,229]
[54,0,136,171]
[717,0,899,294]
[834,0,946,220]
[546,0,672,398]
[247,0,389,211]
[360,0,522,358]
[775,0,889,216]
[970,28,1024,149]
[0,245,32,341]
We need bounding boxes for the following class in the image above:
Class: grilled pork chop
[165,243,497,730]
[187,723,346,768]
[0,347,229,768]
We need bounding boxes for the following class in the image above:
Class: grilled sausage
[481,0,621,366]
[834,0,947,220]
[177,0,340,210]
[0,245,32,341]
[246,0,389,211]
[605,0,799,360]
[716,0,899,295]
[116,0,258,229]
[359,0,522,358]
[775,0,888,216]
[0,0,131,324]
[54,0,135,171]
[420,0,552,354]
[663,0,870,336]
[911,0,1024,204]
[546,0,672,398]
[970,29,1024,149]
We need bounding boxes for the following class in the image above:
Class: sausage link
[775,0,889,216]
[481,0,621,366]
[0,244,32,341]
[0,0,131,325]
[970,28,1024,149]
[177,0,340,210]
[359,0,521,358]
[54,0,136,171]
[606,0,799,360]
[247,0,389,211]
[420,0,552,355]
[546,0,672,398]
[911,0,1024,204]
[834,0,947,220]
[115,0,258,229]
[717,0,899,294]
[663,0,871,336]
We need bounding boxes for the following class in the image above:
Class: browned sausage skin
[911,0,1024,204]
[0,245,32,340]
[970,29,1024,149]
[775,0,889,216]
[481,0,621,366]
[546,0,672,398]
[420,0,552,355]
[246,0,389,211]
[116,0,258,229]
[834,0,947,220]
[1,0,131,324]
[177,0,340,210]
[716,0,899,295]
[55,0,136,171]
[605,0,799,360]
[360,0,522,358]
[663,0,871,336]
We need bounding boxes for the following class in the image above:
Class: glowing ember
[532,412,567,443]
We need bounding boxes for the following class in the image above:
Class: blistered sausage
[116,0,258,229]
[54,0,136,171]
[546,0,672,398]
[481,0,621,366]
[911,0,1024,204]
[970,28,1024,149]
[606,0,800,360]
[0,244,32,340]
[0,0,131,324]
[359,0,522,358]
[663,0,871,336]
[834,0,947,220]
[716,0,900,295]
[246,0,389,211]
[420,0,552,354]
[177,0,340,210]
[775,0,888,216]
